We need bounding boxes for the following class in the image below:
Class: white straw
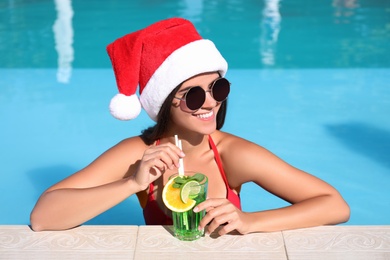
[174,135,179,147]
[174,135,185,176]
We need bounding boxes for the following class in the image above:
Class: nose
[202,90,217,108]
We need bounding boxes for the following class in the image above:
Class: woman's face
[170,72,221,135]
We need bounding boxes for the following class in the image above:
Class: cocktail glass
[169,172,208,241]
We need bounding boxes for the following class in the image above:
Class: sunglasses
[174,78,230,112]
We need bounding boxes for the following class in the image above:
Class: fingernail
[180,151,185,157]
[193,207,199,212]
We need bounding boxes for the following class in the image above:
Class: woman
[30,18,350,235]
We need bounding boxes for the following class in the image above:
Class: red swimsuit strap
[207,135,230,186]
[147,139,160,200]
[208,135,242,210]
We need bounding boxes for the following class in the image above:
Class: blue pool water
[1,0,389,226]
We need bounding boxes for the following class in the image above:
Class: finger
[162,144,185,168]
[195,203,218,231]
[204,215,220,235]
[149,145,184,168]
[196,200,235,233]
[165,142,186,157]
[143,149,177,170]
[154,150,177,170]
[203,209,233,235]
[142,154,167,169]
[198,210,214,231]
[197,206,225,233]
[218,219,237,236]
[154,142,185,158]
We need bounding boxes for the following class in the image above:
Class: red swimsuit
[142,135,241,225]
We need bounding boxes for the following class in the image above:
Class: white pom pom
[109,94,141,120]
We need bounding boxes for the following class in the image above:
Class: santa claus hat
[106,17,228,121]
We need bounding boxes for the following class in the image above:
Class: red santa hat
[106,17,228,121]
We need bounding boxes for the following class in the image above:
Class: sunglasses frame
[174,77,231,113]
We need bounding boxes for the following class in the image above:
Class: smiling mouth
[196,110,214,119]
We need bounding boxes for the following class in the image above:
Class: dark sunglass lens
[212,78,230,101]
[186,87,206,110]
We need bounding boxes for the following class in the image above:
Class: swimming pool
[1,0,389,226]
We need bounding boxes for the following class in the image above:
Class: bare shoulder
[210,131,288,184]
[88,136,145,162]
[211,131,343,205]
[211,131,265,154]
[110,136,150,157]
[92,136,150,172]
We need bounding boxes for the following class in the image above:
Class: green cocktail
[163,172,208,241]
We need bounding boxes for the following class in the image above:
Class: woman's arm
[30,137,184,231]
[197,132,350,235]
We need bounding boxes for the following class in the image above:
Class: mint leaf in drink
[172,183,181,189]
[174,177,186,184]
[191,173,205,182]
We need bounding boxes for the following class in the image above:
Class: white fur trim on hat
[140,39,227,121]
[109,93,142,120]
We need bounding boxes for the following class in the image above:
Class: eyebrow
[178,78,221,93]
[177,86,194,93]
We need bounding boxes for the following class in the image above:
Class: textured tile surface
[283,226,390,260]
[0,225,138,259]
[135,225,287,260]
[1,225,389,259]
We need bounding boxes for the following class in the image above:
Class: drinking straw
[174,135,185,176]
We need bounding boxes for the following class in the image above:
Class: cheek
[170,105,187,125]
[170,106,198,131]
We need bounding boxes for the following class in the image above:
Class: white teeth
[196,111,213,119]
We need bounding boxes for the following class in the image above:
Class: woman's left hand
[194,198,251,236]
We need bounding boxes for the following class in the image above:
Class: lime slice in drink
[180,180,201,203]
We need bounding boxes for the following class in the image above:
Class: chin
[196,123,217,135]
